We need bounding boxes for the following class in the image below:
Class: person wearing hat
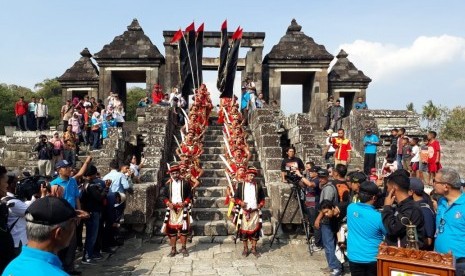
[323,129,337,165]
[408,177,435,250]
[160,162,192,257]
[234,166,265,257]
[3,197,87,275]
[363,128,380,175]
[348,171,367,203]
[315,168,343,275]
[33,134,54,177]
[347,181,386,276]
[50,157,91,275]
[434,168,465,274]
[79,165,109,264]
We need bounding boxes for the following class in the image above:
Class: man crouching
[234,166,265,257]
[160,163,192,257]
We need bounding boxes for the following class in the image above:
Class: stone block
[140,168,160,182]
[260,147,282,159]
[265,170,282,184]
[264,158,283,171]
[124,183,159,224]
[257,135,279,148]
[257,123,277,137]
[268,182,302,224]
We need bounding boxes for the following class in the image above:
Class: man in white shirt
[234,166,265,257]
[160,163,192,257]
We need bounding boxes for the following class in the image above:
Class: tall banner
[221,27,242,99]
[217,20,228,92]
[195,23,204,87]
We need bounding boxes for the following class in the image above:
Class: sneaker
[330,269,342,276]
[81,258,97,265]
[92,253,103,260]
[313,246,324,252]
[102,247,116,254]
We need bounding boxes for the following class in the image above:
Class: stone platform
[78,236,329,276]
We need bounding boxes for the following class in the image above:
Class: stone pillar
[252,47,263,93]
[146,68,159,94]
[89,88,99,100]
[268,69,281,105]
[310,69,329,123]
[99,67,112,101]
[163,44,180,93]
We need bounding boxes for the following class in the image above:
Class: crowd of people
[281,119,465,275]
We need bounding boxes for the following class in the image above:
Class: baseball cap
[317,169,329,177]
[26,197,77,225]
[359,181,379,196]
[55,160,71,170]
[409,177,425,193]
[350,172,367,184]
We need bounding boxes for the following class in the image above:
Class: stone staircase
[152,123,273,238]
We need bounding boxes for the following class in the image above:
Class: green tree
[0,84,34,134]
[406,102,415,112]
[441,107,465,141]
[422,100,441,130]
[126,86,147,121]
[34,78,62,98]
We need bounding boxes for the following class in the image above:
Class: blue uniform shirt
[50,176,80,208]
[435,194,465,258]
[363,134,379,154]
[2,246,68,276]
[354,102,368,110]
[347,203,387,263]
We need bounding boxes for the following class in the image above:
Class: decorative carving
[378,243,454,266]
[286,19,302,33]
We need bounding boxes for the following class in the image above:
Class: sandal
[168,248,177,257]
[181,247,189,257]
[251,247,261,258]
[242,248,249,257]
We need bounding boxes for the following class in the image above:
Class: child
[419,136,429,183]
[410,137,420,178]
[401,137,412,174]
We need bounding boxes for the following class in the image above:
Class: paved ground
[78,236,330,276]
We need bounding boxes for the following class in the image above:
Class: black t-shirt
[280,157,305,172]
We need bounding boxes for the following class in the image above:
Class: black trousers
[37,117,46,131]
[349,261,377,276]
[364,153,377,175]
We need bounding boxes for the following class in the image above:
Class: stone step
[194,196,271,208]
[203,135,254,142]
[196,186,268,197]
[153,219,273,236]
[153,207,272,221]
[200,177,264,187]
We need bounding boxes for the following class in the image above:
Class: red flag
[170,29,183,44]
[221,20,227,30]
[232,27,243,40]
[196,23,204,33]
[185,22,195,32]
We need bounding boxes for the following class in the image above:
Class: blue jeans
[91,131,100,149]
[16,115,28,130]
[396,154,403,169]
[84,211,100,259]
[321,223,341,270]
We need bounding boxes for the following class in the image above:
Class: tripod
[269,183,315,256]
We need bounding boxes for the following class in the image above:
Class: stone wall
[440,140,465,177]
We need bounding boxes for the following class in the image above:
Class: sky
[1,0,464,114]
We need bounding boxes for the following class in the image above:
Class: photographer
[33,134,54,177]
[281,147,305,183]
[1,174,46,255]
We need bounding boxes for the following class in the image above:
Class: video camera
[15,172,48,201]
[284,166,303,185]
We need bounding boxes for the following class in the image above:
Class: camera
[284,166,302,184]
[15,173,48,201]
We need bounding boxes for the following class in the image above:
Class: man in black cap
[314,169,342,275]
[363,128,380,175]
[408,177,435,250]
[33,134,54,177]
[3,197,87,275]
[347,181,386,276]
[348,172,367,203]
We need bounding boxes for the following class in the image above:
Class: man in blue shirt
[102,159,132,193]
[433,167,465,275]
[3,197,85,276]
[354,96,368,110]
[347,181,386,276]
[363,128,380,175]
[50,158,90,275]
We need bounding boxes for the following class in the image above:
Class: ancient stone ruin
[1,18,450,236]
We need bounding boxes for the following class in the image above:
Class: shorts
[419,162,428,172]
[411,162,419,171]
[428,162,442,173]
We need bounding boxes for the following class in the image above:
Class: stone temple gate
[58,18,371,122]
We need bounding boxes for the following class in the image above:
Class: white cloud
[336,35,465,82]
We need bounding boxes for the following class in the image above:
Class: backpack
[334,180,350,203]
